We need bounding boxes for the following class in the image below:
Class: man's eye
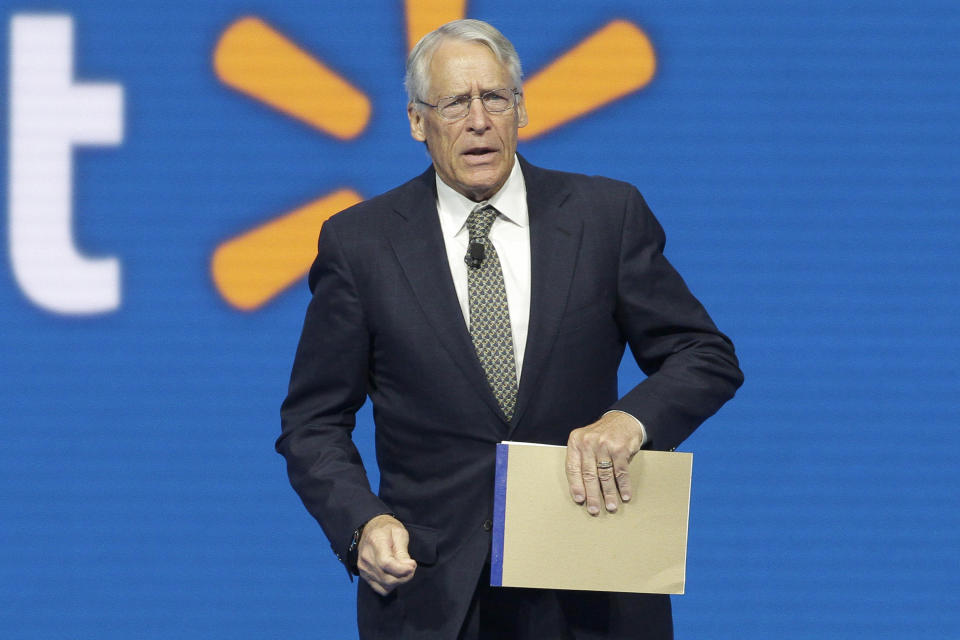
[448,96,470,107]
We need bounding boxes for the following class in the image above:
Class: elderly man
[278,18,742,640]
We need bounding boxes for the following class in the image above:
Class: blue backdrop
[2,1,958,638]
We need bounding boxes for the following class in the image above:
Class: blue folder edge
[490,443,508,587]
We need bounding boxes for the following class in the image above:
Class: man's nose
[464,96,492,131]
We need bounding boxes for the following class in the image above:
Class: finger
[382,556,416,579]
[390,525,411,559]
[360,555,409,594]
[358,556,393,594]
[596,447,620,513]
[382,526,417,579]
[380,556,414,577]
[614,456,632,502]
[363,570,403,595]
[579,450,604,516]
[565,442,586,504]
[357,552,382,582]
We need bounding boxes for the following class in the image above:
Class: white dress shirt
[435,157,530,380]
[434,157,646,444]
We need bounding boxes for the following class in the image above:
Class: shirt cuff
[602,410,648,448]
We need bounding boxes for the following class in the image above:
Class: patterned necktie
[465,204,518,420]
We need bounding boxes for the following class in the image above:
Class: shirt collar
[435,156,528,238]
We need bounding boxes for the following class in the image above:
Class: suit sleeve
[609,187,744,451]
[276,220,390,567]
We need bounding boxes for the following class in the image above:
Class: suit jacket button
[482,519,493,531]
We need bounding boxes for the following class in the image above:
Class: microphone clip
[465,241,485,269]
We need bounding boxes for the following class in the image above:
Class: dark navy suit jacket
[278,157,743,639]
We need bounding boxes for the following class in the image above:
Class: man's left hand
[565,412,644,515]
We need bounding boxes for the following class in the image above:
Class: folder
[491,441,693,594]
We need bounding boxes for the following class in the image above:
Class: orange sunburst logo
[210,2,655,311]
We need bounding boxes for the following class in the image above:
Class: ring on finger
[596,459,614,470]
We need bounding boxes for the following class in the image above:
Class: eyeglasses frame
[416,88,523,121]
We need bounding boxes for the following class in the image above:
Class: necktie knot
[466,204,498,243]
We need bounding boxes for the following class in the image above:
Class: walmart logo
[209,2,656,311]
[4,6,654,316]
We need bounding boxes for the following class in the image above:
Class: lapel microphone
[466,242,485,269]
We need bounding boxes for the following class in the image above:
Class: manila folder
[491,441,692,594]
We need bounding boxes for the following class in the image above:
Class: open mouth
[463,147,498,161]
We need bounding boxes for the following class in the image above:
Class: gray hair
[404,19,523,104]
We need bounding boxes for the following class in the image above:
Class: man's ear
[516,93,529,128]
[408,103,427,142]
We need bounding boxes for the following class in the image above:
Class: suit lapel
[509,158,583,433]
[386,167,510,422]
[386,160,585,429]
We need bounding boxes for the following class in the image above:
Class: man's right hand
[356,514,417,596]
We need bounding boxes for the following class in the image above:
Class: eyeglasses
[417,88,521,121]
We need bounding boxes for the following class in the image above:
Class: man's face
[408,39,528,202]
